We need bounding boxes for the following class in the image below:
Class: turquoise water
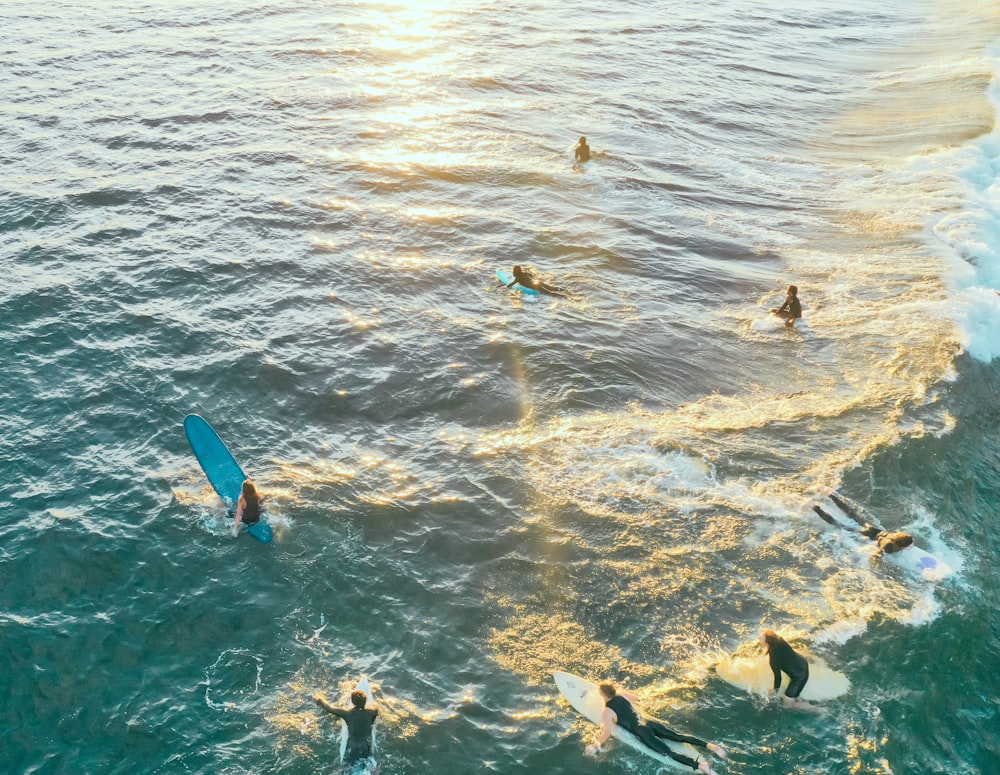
[3,0,1000,772]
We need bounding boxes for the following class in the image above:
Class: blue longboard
[184,414,272,543]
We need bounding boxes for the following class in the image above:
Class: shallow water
[3,1,1000,773]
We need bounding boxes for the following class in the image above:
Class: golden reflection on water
[487,603,640,685]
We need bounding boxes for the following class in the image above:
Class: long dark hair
[241,479,260,510]
[761,629,782,653]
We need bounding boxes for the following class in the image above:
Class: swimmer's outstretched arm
[231,495,245,537]
[313,693,346,718]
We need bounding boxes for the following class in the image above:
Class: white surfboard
[553,671,701,770]
[890,545,953,582]
[339,676,375,764]
[715,653,850,701]
[750,314,809,333]
[818,491,953,582]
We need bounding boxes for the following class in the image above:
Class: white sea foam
[932,55,1000,362]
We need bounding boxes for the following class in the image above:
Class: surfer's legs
[784,667,808,699]
[645,721,728,761]
[829,493,867,525]
[344,743,372,766]
[645,720,707,748]
[635,724,701,770]
[781,668,823,713]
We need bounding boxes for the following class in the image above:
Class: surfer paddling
[759,630,823,713]
[231,479,263,538]
[314,688,378,766]
[813,492,914,557]
[506,265,568,297]
[584,682,727,774]
[771,284,802,327]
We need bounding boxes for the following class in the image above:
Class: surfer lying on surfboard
[506,265,568,297]
[813,492,914,557]
[584,682,726,774]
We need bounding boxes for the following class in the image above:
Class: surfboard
[750,313,808,333]
[817,491,952,582]
[339,676,376,766]
[496,269,541,295]
[715,652,850,701]
[184,414,272,543]
[553,671,701,770]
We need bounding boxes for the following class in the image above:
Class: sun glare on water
[318,1,500,176]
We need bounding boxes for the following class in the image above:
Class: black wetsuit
[606,695,705,771]
[328,706,378,764]
[776,294,802,320]
[767,637,809,698]
[510,268,566,298]
[241,496,261,525]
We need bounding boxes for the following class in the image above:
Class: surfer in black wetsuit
[231,479,262,537]
[813,493,914,557]
[584,682,726,774]
[507,264,568,297]
[315,689,378,767]
[860,526,914,555]
[574,136,591,163]
[771,284,802,326]
[759,630,821,712]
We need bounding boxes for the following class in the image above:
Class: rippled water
[3,0,1000,773]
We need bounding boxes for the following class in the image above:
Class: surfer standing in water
[759,630,822,713]
[507,264,568,297]
[574,136,591,163]
[314,689,378,767]
[584,682,727,774]
[231,479,262,537]
[771,284,802,326]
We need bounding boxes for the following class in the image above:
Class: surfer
[231,479,262,537]
[574,136,591,163]
[584,682,726,774]
[813,494,914,557]
[759,630,821,712]
[507,264,567,297]
[771,284,802,326]
[861,526,914,555]
[314,689,378,766]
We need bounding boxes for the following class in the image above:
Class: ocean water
[3,0,1000,773]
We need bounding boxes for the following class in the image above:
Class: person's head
[597,682,616,700]
[881,532,914,554]
[351,690,367,709]
[759,629,780,652]
[242,479,259,503]
[787,285,798,297]
[578,136,587,145]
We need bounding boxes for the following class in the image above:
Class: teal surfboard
[496,269,541,295]
[184,414,272,543]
